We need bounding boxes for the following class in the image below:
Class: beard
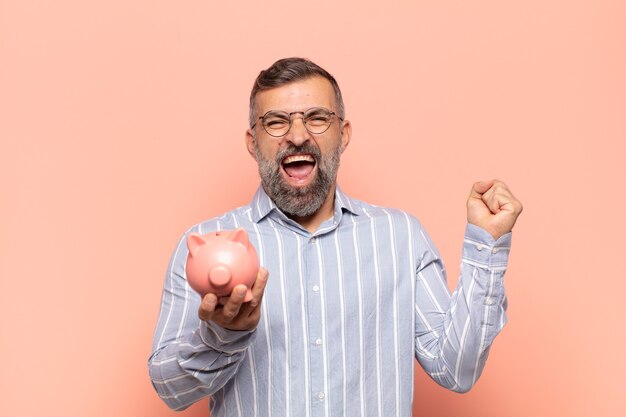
[254,141,342,218]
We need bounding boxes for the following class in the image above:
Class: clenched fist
[467,180,523,240]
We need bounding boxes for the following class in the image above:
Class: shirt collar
[250,184,362,224]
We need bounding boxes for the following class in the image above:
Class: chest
[250,222,417,345]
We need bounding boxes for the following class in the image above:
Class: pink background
[1,1,625,416]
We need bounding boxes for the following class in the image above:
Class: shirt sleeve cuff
[198,321,256,354]
[462,224,512,271]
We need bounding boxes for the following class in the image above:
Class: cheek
[320,137,343,155]
[255,143,280,164]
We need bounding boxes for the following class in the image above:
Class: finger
[248,268,269,309]
[492,187,523,215]
[491,179,506,188]
[483,192,503,214]
[469,180,494,200]
[198,293,218,322]
[237,269,269,318]
[478,182,498,212]
[220,285,247,321]
[486,182,522,215]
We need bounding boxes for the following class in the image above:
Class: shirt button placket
[305,234,325,412]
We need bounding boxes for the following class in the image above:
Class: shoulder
[184,203,257,236]
[347,195,421,222]
[341,195,441,261]
[343,194,426,233]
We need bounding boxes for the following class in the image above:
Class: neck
[289,185,336,234]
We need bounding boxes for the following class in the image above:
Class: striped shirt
[149,186,511,416]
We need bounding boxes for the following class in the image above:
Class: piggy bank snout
[209,265,231,287]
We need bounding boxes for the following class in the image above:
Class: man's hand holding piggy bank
[186,228,268,331]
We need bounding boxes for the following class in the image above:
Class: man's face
[246,76,351,217]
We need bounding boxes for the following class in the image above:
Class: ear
[245,129,257,159]
[339,118,352,152]
[229,227,250,248]
[187,233,207,257]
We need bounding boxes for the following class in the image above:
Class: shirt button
[314,338,322,346]
[312,285,320,292]
[310,237,316,244]
[317,391,326,400]
[485,297,495,306]
[492,247,499,254]
[476,244,484,251]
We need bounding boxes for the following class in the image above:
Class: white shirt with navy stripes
[149,186,512,417]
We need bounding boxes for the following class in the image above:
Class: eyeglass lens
[262,107,334,137]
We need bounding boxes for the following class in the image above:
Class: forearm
[149,232,257,410]
[149,321,255,411]
[415,224,511,392]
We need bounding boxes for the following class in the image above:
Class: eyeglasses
[251,107,343,137]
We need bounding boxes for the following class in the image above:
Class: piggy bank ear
[230,228,250,248]
[187,233,207,257]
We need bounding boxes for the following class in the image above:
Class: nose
[284,114,312,146]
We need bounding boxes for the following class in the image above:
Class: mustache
[275,144,321,164]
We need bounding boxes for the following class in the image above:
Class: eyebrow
[265,110,290,118]
[262,107,332,117]
[305,107,327,115]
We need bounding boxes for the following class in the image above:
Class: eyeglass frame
[250,107,344,137]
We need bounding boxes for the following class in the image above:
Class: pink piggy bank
[185,228,259,302]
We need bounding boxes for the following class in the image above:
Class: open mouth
[281,154,317,181]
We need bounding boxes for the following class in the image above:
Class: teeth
[283,154,315,164]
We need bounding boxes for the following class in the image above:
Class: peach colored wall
[1,1,625,416]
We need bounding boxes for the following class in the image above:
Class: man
[149,57,523,417]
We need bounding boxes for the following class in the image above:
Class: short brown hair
[249,57,345,127]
